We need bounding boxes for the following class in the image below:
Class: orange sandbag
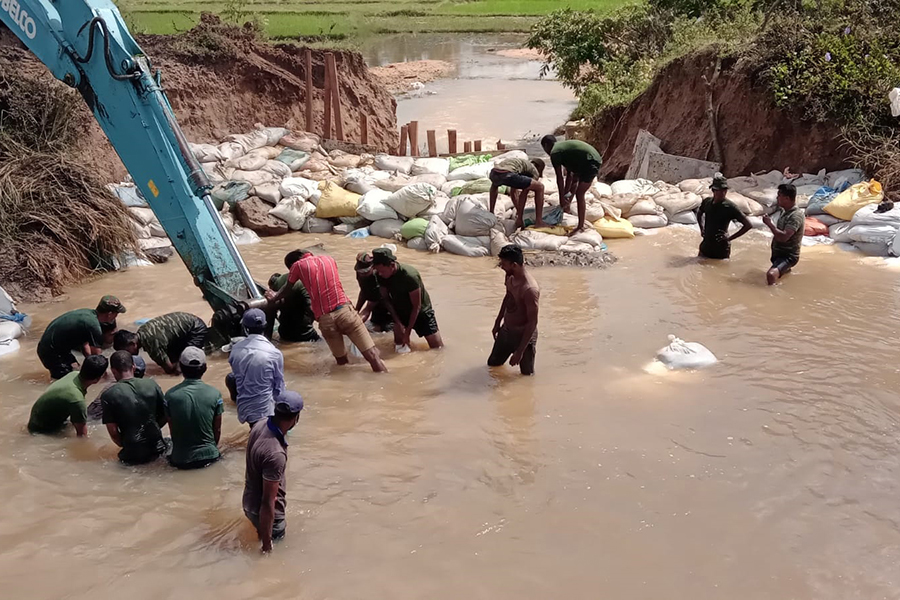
[804,216,829,237]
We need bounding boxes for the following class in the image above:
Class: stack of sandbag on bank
[106,183,175,263]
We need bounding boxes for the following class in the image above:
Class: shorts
[169,454,221,470]
[277,321,321,343]
[490,168,534,190]
[771,254,799,274]
[573,159,601,183]
[699,239,731,260]
[318,305,376,359]
[370,304,394,332]
[37,345,77,380]
[487,327,537,375]
[244,510,286,541]
[397,308,439,338]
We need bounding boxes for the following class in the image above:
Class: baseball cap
[710,173,729,191]
[241,308,266,329]
[179,346,207,367]
[274,391,304,416]
[372,247,397,266]
[355,252,374,273]
[97,295,126,314]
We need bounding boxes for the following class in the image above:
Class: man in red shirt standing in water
[267,249,387,373]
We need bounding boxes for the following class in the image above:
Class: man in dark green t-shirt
[353,252,393,333]
[541,135,603,234]
[28,355,108,436]
[372,248,443,350]
[101,350,167,465]
[165,347,224,470]
[763,183,805,285]
[697,173,753,259]
[267,271,319,343]
[37,295,126,379]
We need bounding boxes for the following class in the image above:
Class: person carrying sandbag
[696,173,752,259]
[541,135,603,235]
[763,183,804,285]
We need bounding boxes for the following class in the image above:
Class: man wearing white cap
[227,309,285,429]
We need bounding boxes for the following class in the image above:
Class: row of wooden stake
[305,49,375,146]
[397,121,508,157]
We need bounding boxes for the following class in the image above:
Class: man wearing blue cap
[227,309,285,429]
[243,391,303,553]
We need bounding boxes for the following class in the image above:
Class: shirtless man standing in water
[488,244,540,376]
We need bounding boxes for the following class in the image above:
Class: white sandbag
[627,198,662,217]
[825,168,866,189]
[374,155,415,174]
[454,198,498,237]
[441,180,466,196]
[129,206,157,226]
[510,229,567,252]
[678,178,712,194]
[343,168,386,195]
[656,335,717,370]
[254,182,282,205]
[410,173,447,189]
[301,217,334,234]
[569,228,604,248]
[424,215,449,253]
[788,169,826,188]
[279,177,321,202]
[357,189,398,221]
[628,214,668,229]
[230,169,276,186]
[369,218,405,239]
[225,152,267,171]
[332,223,355,236]
[854,241,891,256]
[269,198,316,230]
[847,224,898,244]
[148,222,167,238]
[131,221,151,239]
[753,170,786,188]
[670,210,698,225]
[559,241,596,253]
[829,222,854,243]
[747,216,765,229]
[417,193,449,219]
[190,143,224,163]
[281,131,320,153]
[448,162,494,181]
[653,192,701,216]
[411,157,450,177]
[608,193,642,214]
[490,227,510,257]
[541,177,559,196]
[406,236,429,251]
[375,173,414,192]
[260,161,292,179]
[813,213,844,226]
[442,234,490,257]
[591,182,612,197]
[384,183,438,219]
[258,126,289,146]
[231,225,261,246]
[726,176,756,193]
[742,186,779,207]
[328,151,362,169]
[584,202,606,223]
[850,204,900,226]
[225,129,270,154]
[728,192,766,216]
[139,237,173,251]
[0,337,20,357]
[492,150,528,163]
[216,141,246,161]
[0,320,24,342]
[611,178,659,196]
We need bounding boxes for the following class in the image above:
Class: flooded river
[2,228,900,598]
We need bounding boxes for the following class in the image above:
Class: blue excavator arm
[0,0,264,334]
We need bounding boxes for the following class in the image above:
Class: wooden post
[398,125,409,156]
[474,140,482,152]
[408,121,419,157]
[323,72,332,140]
[305,49,313,133]
[464,141,472,153]
[360,114,369,146]
[447,129,457,154]
[325,53,344,141]
[426,130,437,157]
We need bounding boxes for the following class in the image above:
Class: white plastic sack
[417,193,449,219]
[410,173,447,189]
[788,169,826,188]
[190,143,224,163]
[829,222,854,243]
[814,214,844,227]
[357,189,398,221]
[258,126,289,146]
[225,130,270,154]
[369,218,405,239]
[569,228,604,248]
[301,217,334,234]
[217,141,245,161]
[656,335,717,370]
[753,170,786,188]
[591,182,612,197]
[448,162,494,181]
[653,192,701,216]
[279,177,321,202]
[492,150,528,163]
[269,198,316,230]
[670,210,698,225]
[825,169,867,189]
[441,180,466,196]
[423,215,449,253]
[455,198,499,237]
[490,227,510,257]
[742,186,779,208]
[855,241,891,256]
[225,152,267,171]
[374,155,415,174]
[0,320,24,342]
[261,161,292,179]
[850,204,900,227]
[230,169,276,186]
[442,234,490,257]
[510,230,567,252]
[726,176,756,192]
[847,224,897,244]
[231,225,261,246]
[406,236,429,251]
[129,207,157,226]
[628,214,668,229]
[559,241,596,253]
[611,179,659,196]
[678,178,711,194]
[148,222,167,238]
[254,182,282,205]
[384,183,438,219]
[411,158,450,177]
[627,198,662,217]
[375,173,414,193]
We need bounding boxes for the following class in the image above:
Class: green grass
[119,0,626,38]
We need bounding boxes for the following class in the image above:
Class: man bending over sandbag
[541,135,603,235]
[763,183,804,285]
[371,248,443,351]
[697,173,752,259]
[489,156,546,230]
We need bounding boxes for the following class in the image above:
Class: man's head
[540,135,557,155]
[273,390,304,432]
[113,330,139,354]
[777,183,797,209]
[241,308,267,336]
[79,355,108,387]
[110,350,135,381]
[284,249,311,270]
[372,248,398,279]
[531,158,545,177]
[710,173,729,201]
[179,346,207,380]
[96,295,126,324]
[498,244,525,275]
[268,273,283,292]
[355,252,374,278]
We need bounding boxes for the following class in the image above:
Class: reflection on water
[2,229,900,599]
[362,33,577,148]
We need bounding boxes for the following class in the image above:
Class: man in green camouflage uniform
[134,312,208,375]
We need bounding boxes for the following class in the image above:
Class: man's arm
[510,289,539,366]
[105,423,122,446]
[764,213,800,242]
[553,164,566,202]
[380,286,403,331]
[74,422,88,437]
[81,342,102,358]
[493,293,510,339]
[489,184,500,214]
[155,385,167,428]
[272,352,286,398]
[258,478,280,553]
[212,412,222,445]
[405,288,422,345]
[728,212,753,241]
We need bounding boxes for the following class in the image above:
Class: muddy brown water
[2,228,900,599]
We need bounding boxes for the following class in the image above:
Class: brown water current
[1,228,900,599]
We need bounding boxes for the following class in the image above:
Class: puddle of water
[363,33,577,148]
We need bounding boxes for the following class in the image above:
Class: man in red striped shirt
[266,249,387,373]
